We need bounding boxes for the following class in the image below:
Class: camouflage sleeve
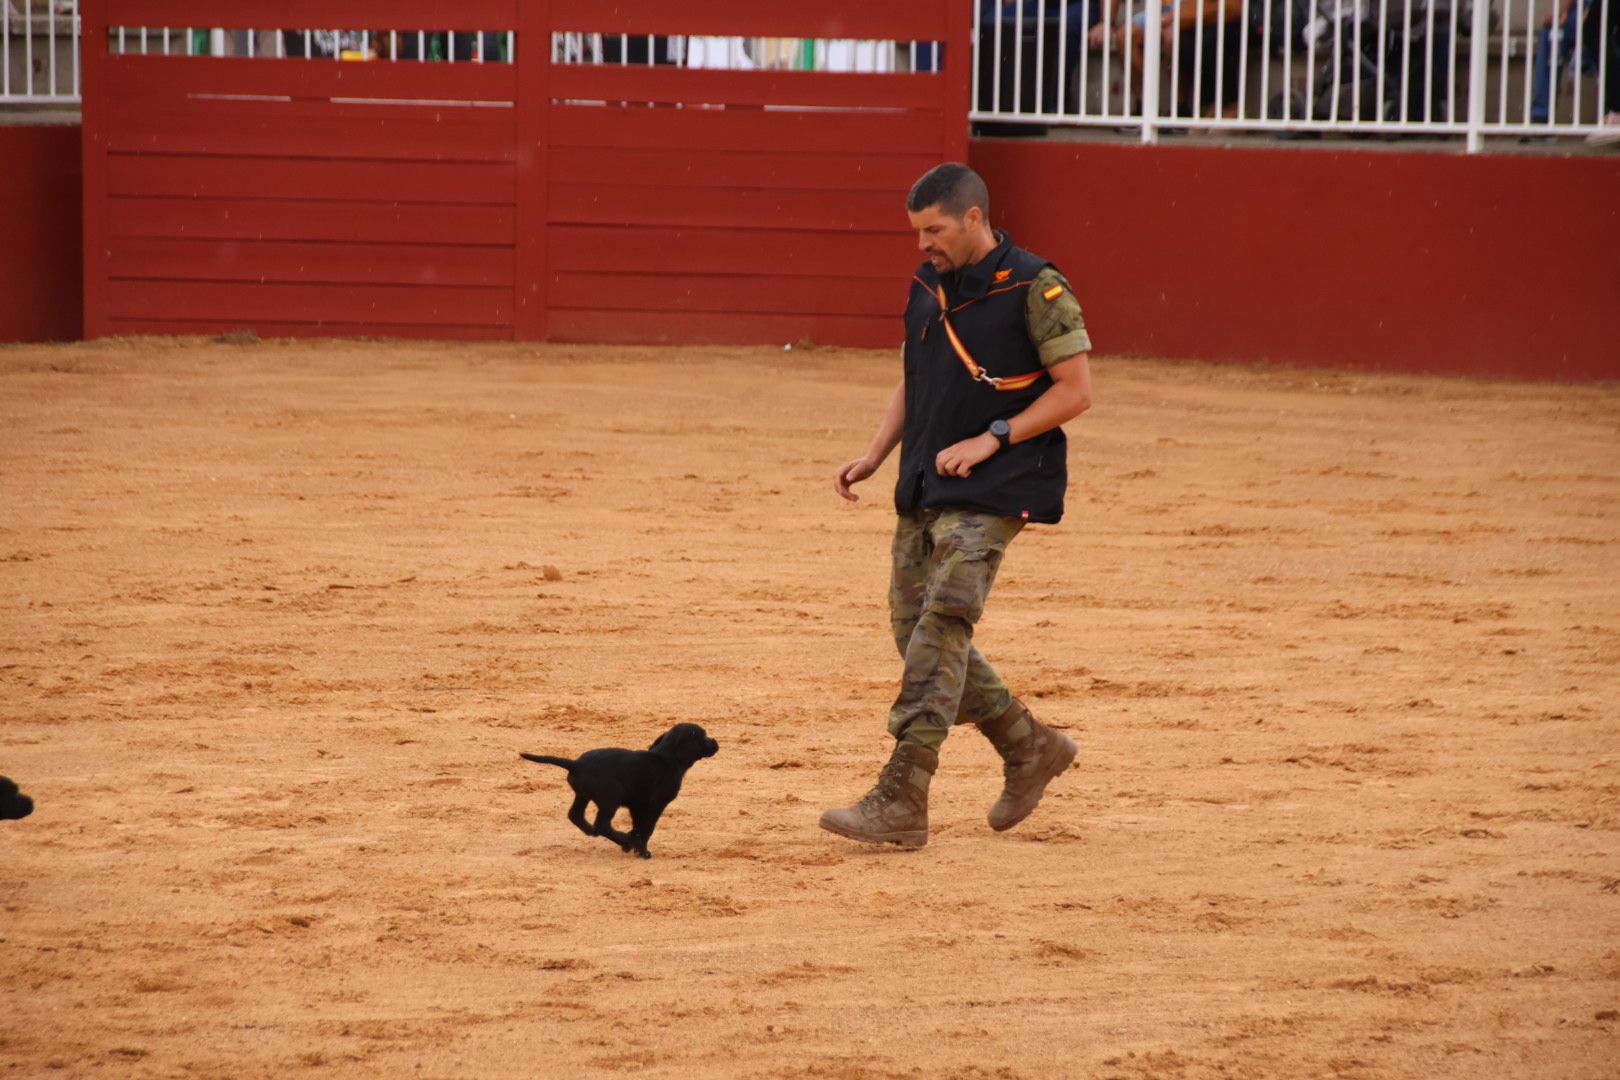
[1025,266,1092,368]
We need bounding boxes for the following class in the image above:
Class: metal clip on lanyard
[929,283,1043,393]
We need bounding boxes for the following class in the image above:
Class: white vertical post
[1465,0,1491,149]
[1330,0,1345,124]
[1035,0,1047,115]
[1497,0,1510,123]
[1377,0,1389,125]
[1305,0,1318,121]
[1014,0,1025,112]
[1057,0,1069,115]
[1572,0,1586,122]
[1101,0,1113,117]
[1143,0,1162,139]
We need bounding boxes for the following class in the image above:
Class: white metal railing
[970,0,1613,149]
[3,1,79,102]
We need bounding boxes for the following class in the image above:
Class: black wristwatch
[989,419,1013,451]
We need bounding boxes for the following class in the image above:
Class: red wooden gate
[81,1,968,347]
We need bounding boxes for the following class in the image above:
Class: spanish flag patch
[1042,283,1066,302]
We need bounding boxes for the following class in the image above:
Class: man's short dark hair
[907,163,990,220]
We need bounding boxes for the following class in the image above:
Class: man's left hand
[935,433,999,478]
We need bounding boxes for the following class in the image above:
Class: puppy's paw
[634,849,652,860]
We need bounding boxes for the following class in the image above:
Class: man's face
[908,204,983,274]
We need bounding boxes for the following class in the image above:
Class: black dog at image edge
[1,776,34,820]
[519,722,718,859]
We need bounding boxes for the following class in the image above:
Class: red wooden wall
[971,139,1620,382]
[542,4,966,347]
[80,0,969,346]
[0,125,81,343]
[82,1,523,341]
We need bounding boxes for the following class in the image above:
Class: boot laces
[859,762,909,811]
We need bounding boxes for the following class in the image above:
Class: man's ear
[963,205,985,231]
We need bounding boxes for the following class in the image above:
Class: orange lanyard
[920,279,1044,392]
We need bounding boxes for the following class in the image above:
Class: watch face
[990,420,1011,437]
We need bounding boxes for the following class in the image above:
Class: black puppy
[519,722,717,859]
[0,776,33,821]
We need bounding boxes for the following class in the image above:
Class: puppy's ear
[648,728,677,756]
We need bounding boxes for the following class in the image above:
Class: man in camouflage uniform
[821,163,1093,849]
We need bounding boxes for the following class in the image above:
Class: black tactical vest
[895,232,1068,525]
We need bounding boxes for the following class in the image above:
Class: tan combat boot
[978,699,1077,831]
[818,741,937,848]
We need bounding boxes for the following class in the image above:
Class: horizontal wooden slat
[108,238,513,287]
[550,66,944,111]
[547,146,933,193]
[547,309,898,349]
[550,0,949,40]
[108,97,516,162]
[550,272,899,318]
[105,54,516,104]
[103,0,518,33]
[549,184,900,232]
[547,225,919,279]
[109,280,511,327]
[105,317,512,341]
[549,103,944,155]
[109,154,515,205]
[108,197,516,244]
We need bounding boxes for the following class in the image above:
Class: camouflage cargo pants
[887,509,1025,751]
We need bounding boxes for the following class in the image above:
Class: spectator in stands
[279,29,369,59]
[1086,0,1243,116]
[1587,0,1620,143]
[1529,0,1598,126]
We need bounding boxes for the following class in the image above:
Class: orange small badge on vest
[993,269,1012,283]
[1042,283,1065,302]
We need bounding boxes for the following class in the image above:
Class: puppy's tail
[518,752,575,770]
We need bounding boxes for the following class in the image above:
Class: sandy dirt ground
[1,338,1617,1079]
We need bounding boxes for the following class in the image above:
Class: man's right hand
[834,456,877,502]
